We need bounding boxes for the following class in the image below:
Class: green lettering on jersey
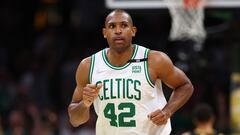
[115,78,121,99]
[126,79,134,99]
[104,102,136,127]
[103,79,110,100]
[123,78,126,99]
[97,78,142,100]
[110,79,116,99]
[96,81,103,100]
[132,65,141,73]
[134,80,141,100]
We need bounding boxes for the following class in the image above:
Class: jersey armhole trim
[144,49,155,88]
[88,54,95,83]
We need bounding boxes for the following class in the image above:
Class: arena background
[0,0,240,134]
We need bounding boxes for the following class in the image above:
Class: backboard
[105,0,240,9]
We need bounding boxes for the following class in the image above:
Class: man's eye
[109,24,115,29]
[121,24,128,28]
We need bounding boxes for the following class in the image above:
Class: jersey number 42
[104,102,136,127]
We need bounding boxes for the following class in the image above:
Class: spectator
[182,103,224,135]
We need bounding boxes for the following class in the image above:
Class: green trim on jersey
[144,49,155,88]
[89,54,95,83]
[102,44,138,70]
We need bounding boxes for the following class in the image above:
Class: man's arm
[68,88,91,127]
[148,51,193,125]
[68,57,102,127]
[68,57,91,127]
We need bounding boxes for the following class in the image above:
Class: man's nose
[115,26,122,34]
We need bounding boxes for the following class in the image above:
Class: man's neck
[107,45,135,66]
[195,123,215,134]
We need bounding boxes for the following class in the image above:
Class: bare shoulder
[76,57,92,86]
[77,57,91,72]
[148,50,173,68]
[80,57,91,67]
[147,50,176,82]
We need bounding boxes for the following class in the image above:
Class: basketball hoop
[168,0,206,48]
[183,0,204,9]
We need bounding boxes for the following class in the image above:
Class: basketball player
[68,9,194,135]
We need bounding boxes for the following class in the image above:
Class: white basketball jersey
[89,45,171,135]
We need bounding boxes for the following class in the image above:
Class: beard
[111,43,132,54]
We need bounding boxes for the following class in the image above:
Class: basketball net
[168,0,206,50]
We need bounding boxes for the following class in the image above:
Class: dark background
[0,0,240,134]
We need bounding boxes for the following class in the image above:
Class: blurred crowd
[1,0,240,134]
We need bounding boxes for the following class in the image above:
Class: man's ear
[103,28,107,38]
[132,26,137,37]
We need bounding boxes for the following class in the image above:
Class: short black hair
[193,103,214,123]
[105,9,133,26]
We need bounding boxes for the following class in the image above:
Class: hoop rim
[183,0,205,9]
